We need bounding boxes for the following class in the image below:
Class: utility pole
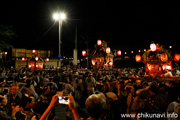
[73,26,78,66]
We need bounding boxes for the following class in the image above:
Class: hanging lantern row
[22,57,50,62]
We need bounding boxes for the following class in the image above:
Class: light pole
[53,12,66,68]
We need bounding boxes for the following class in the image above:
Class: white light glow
[53,13,66,20]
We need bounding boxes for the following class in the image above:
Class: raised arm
[68,95,80,120]
[40,95,58,120]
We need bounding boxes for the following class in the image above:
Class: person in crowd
[73,75,84,106]
[62,77,74,120]
[118,80,128,115]
[0,95,21,120]
[20,78,38,101]
[34,71,43,94]
[155,83,169,113]
[167,83,180,120]
[105,92,120,120]
[69,93,107,120]
[85,72,96,96]
[18,94,41,120]
[167,81,179,103]
[6,85,22,115]
[126,85,138,116]
[39,95,60,120]
[106,79,118,96]
[42,73,50,85]
[137,84,161,114]
[62,77,74,96]
[34,85,52,113]
[0,69,6,79]
[34,85,57,120]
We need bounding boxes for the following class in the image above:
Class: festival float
[141,42,180,80]
[90,40,114,70]
[27,55,44,70]
[22,50,49,70]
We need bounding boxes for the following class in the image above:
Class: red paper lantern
[106,47,111,54]
[97,39,102,46]
[161,53,168,62]
[136,54,141,62]
[45,58,49,62]
[35,57,38,61]
[150,43,157,52]
[117,50,121,56]
[174,54,180,61]
[33,49,36,53]
[82,50,86,56]
[22,57,25,61]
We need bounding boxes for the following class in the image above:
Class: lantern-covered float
[142,42,173,78]
[90,40,114,70]
[22,50,49,70]
[27,55,44,70]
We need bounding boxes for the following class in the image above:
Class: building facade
[12,48,59,69]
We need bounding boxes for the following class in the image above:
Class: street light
[53,12,66,68]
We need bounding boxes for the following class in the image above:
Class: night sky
[1,1,180,57]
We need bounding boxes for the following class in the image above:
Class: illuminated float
[90,40,114,70]
[142,42,173,78]
[22,50,49,70]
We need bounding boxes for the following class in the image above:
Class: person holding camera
[34,85,57,120]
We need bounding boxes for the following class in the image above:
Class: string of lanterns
[82,40,180,63]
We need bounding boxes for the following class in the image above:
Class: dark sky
[1,1,180,57]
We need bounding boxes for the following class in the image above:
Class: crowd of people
[0,66,180,120]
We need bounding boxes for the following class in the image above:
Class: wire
[41,21,56,37]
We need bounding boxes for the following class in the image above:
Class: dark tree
[0,25,16,50]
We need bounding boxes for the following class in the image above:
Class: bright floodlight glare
[53,13,59,20]
[53,13,66,20]
[60,13,66,20]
